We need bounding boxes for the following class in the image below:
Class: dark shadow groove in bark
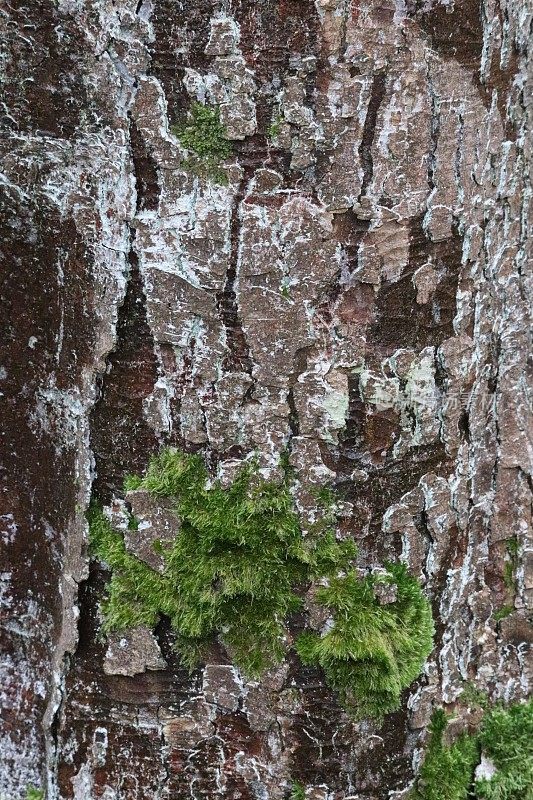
[359,71,387,198]
[89,250,159,504]
[216,174,254,375]
[129,119,161,212]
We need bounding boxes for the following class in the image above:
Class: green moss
[279,448,293,477]
[90,448,433,717]
[124,473,142,492]
[295,562,434,720]
[127,515,139,531]
[461,682,489,710]
[26,789,44,800]
[267,111,283,141]
[502,564,514,591]
[289,781,306,800]
[506,537,519,558]
[89,449,354,676]
[411,708,479,800]
[476,701,533,800]
[310,484,337,510]
[172,103,231,183]
[493,604,513,622]
[411,700,533,800]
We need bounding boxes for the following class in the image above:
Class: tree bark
[1,0,531,798]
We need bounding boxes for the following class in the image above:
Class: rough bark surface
[1,0,532,798]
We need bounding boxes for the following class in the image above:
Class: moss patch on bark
[172,102,231,184]
[411,699,533,800]
[26,789,44,800]
[295,562,435,720]
[89,448,434,719]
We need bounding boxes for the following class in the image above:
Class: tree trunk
[1,0,531,798]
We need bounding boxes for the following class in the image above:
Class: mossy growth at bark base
[411,698,533,800]
[295,562,435,720]
[172,102,231,184]
[89,448,434,720]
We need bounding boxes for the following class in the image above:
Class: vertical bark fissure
[358,71,387,198]
[216,172,254,375]
[426,65,440,199]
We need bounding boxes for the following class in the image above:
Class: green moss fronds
[90,450,333,676]
[90,448,433,718]
[26,789,44,800]
[173,103,231,184]
[123,473,142,492]
[289,781,306,800]
[460,682,489,710]
[267,109,284,141]
[411,708,479,800]
[88,505,163,632]
[493,605,514,622]
[476,701,533,800]
[411,699,533,800]
[296,562,434,720]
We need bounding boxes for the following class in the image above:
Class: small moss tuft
[411,708,479,800]
[476,700,533,800]
[90,449,354,676]
[123,473,142,492]
[493,604,514,622]
[310,484,337,510]
[267,111,284,141]
[296,562,434,720]
[460,682,489,710]
[289,781,306,800]
[26,789,44,800]
[173,103,231,184]
[411,699,533,800]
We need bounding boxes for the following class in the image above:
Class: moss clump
[411,708,479,800]
[289,781,306,800]
[26,789,44,800]
[493,604,513,622]
[476,701,533,800]
[267,111,283,141]
[461,682,489,710]
[89,449,355,676]
[90,448,433,718]
[123,473,142,492]
[411,699,533,800]
[173,103,231,183]
[295,562,434,720]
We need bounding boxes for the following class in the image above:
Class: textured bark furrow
[130,119,161,212]
[215,175,254,375]
[89,250,159,503]
[358,71,387,198]
[1,0,532,798]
